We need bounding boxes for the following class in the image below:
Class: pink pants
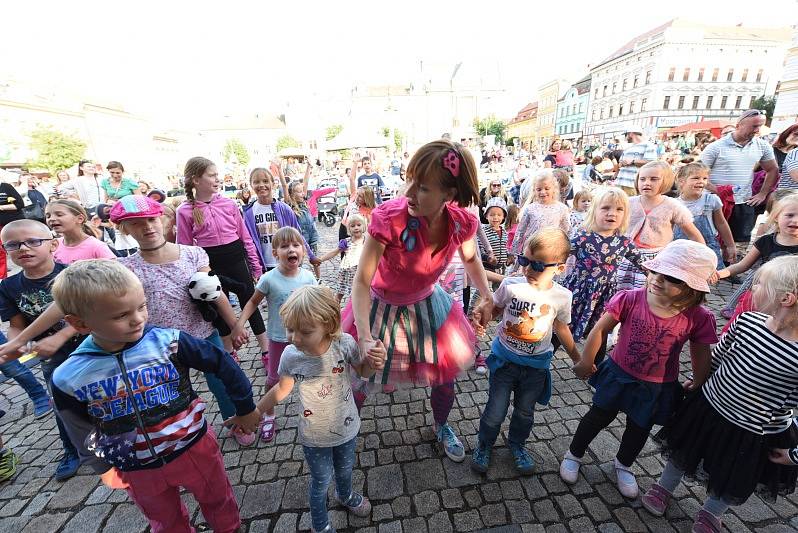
[265,340,290,389]
[120,429,240,533]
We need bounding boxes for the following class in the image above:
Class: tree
[276,135,300,152]
[473,116,507,144]
[750,95,776,124]
[25,126,86,174]
[222,138,250,166]
[325,124,343,141]
[380,127,404,152]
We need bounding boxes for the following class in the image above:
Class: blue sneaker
[33,400,53,419]
[509,444,535,475]
[435,423,465,462]
[470,441,491,473]
[55,451,80,481]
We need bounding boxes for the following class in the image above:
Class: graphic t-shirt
[754,233,798,263]
[255,268,317,341]
[0,262,83,364]
[251,202,279,268]
[357,173,384,203]
[493,277,572,356]
[278,334,362,447]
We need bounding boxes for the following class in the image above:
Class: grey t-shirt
[278,333,363,447]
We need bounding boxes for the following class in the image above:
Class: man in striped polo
[700,109,779,243]
[614,126,658,197]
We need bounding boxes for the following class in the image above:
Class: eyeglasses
[517,256,561,272]
[648,270,685,285]
[2,238,55,252]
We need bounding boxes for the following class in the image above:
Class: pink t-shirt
[368,197,477,305]
[54,236,116,264]
[121,245,214,339]
[626,196,693,250]
[605,288,717,383]
[555,150,574,167]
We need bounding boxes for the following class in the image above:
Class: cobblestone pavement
[1,223,797,533]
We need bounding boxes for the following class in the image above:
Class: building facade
[584,19,792,142]
[537,80,568,150]
[555,76,592,143]
[773,27,798,132]
[507,102,539,151]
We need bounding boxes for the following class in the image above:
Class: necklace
[139,240,168,252]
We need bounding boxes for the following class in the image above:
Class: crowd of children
[0,140,796,533]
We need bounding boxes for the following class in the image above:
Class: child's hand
[310,257,322,267]
[708,271,720,285]
[29,336,63,358]
[682,379,700,391]
[716,268,730,280]
[723,245,737,264]
[0,340,26,363]
[231,328,249,351]
[364,339,386,370]
[769,448,795,465]
[474,296,494,327]
[572,361,596,380]
[223,408,262,435]
[100,467,129,489]
[487,253,497,265]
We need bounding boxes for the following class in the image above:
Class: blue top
[255,268,317,341]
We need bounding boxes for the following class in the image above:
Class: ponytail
[183,156,215,227]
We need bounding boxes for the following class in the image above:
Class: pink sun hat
[109,195,164,223]
[642,239,717,293]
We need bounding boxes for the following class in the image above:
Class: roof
[595,20,674,67]
[574,75,592,95]
[201,114,285,131]
[509,102,538,124]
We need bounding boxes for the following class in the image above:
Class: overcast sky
[3,0,795,126]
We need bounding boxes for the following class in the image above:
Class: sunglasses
[517,256,561,272]
[3,238,55,252]
[648,270,685,285]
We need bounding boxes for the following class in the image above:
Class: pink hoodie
[176,193,262,277]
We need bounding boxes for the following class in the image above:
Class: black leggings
[569,405,652,467]
[204,240,266,337]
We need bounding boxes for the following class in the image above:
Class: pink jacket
[176,194,262,277]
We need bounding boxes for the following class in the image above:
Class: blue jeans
[303,436,358,531]
[203,331,237,420]
[478,361,548,447]
[0,359,50,411]
[41,358,78,457]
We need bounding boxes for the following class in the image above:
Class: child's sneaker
[474,355,487,375]
[470,441,491,473]
[641,483,672,516]
[0,449,19,482]
[509,444,535,475]
[614,458,639,498]
[233,430,256,447]
[691,509,722,533]
[260,416,276,443]
[559,450,581,484]
[54,450,80,481]
[311,525,335,533]
[336,491,371,517]
[435,423,465,462]
[382,383,396,394]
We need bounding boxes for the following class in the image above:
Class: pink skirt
[342,284,476,385]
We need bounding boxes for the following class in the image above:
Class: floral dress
[562,230,641,340]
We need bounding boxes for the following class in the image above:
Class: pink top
[555,150,574,167]
[368,196,477,305]
[626,196,692,250]
[511,202,571,255]
[121,246,214,339]
[54,236,116,264]
[606,288,717,383]
[175,193,261,277]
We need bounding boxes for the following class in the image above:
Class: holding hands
[223,408,262,435]
[360,338,387,370]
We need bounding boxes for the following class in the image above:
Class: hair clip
[442,150,460,178]
[401,217,420,251]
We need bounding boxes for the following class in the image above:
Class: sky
[2,0,795,127]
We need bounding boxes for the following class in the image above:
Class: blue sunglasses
[517,256,561,272]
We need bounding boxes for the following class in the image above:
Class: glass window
[727,69,734,82]
[741,69,748,82]
[721,96,728,109]
[678,96,685,109]
[641,98,647,111]
[712,68,719,82]
[612,82,617,94]
[603,85,607,97]
[645,71,652,84]
[629,100,636,114]
[749,96,756,108]
[668,68,675,81]
[683,68,690,81]
[622,79,628,91]
[663,96,670,109]
[692,96,699,109]
[735,95,742,108]
[633,75,639,88]
[706,95,713,109]
[756,69,763,82]
[698,68,704,81]
[619,104,624,115]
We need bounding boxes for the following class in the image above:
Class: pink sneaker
[474,354,487,375]
[382,384,396,394]
[641,483,672,516]
[233,429,256,447]
[260,416,276,442]
[692,509,722,533]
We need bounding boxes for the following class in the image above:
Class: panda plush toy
[188,271,222,322]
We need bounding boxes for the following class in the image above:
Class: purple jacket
[242,200,318,270]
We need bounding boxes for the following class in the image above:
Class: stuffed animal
[188,271,222,322]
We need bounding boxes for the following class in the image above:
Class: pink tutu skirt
[342,284,476,385]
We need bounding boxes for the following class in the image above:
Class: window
[645,71,652,84]
[727,69,734,82]
[600,108,604,119]
[595,88,599,98]
[592,109,597,121]
[612,82,617,94]
[622,78,628,91]
[572,104,576,115]
[698,68,704,81]
[668,68,675,81]
[721,96,728,109]
[578,102,583,113]
[735,95,742,108]
[692,96,700,109]
[641,98,647,111]
[633,75,639,88]
[756,69,763,82]
[629,100,636,114]
[712,68,719,82]
[663,96,670,109]
[619,104,624,115]
[749,96,756,108]
[706,95,713,109]
[741,68,748,82]
[603,85,608,97]
[678,96,685,109]
[609,106,614,118]
[683,68,690,81]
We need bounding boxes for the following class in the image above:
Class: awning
[666,119,735,138]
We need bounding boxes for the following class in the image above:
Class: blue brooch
[401,217,420,251]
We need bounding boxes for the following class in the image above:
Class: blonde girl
[46,199,116,264]
[615,161,704,290]
[317,213,367,303]
[510,170,570,257]
[569,190,592,235]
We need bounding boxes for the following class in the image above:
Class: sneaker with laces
[474,355,487,375]
[0,449,19,483]
[614,458,639,498]
[260,416,276,443]
[435,423,465,462]
[336,491,371,517]
[470,441,491,473]
[33,401,53,419]
[641,483,672,516]
[509,444,535,475]
[54,450,79,481]
[559,450,581,484]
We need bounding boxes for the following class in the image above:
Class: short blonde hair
[272,226,305,250]
[767,194,798,232]
[637,161,675,195]
[347,213,367,232]
[524,228,571,263]
[524,169,558,207]
[583,186,631,234]
[754,255,798,305]
[279,285,342,340]
[52,259,141,317]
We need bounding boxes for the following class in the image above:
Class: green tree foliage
[325,124,343,140]
[750,95,776,124]
[381,127,404,152]
[276,135,300,152]
[473,116,507,144]
[26,127,86,174]
[222,138,250,166]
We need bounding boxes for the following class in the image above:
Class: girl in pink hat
[561,239,719,501]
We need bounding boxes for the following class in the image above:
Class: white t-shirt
[493,277,572,356]
[251,202,278,267]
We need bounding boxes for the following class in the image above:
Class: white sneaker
[614,458,639,498]
[559,450,581,484]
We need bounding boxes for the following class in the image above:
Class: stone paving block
[240,480,286,518]
[379,519,403,533]
[403,516,427,532]
[532,499,559,523]
[61,504,114,533]
[248,518,272,533]
[610,507,647,532]
[404,458,447,493]
[413,490,441,516]
[505,499,533,524]
[367,464,403,500]
[0,498,26,517]
[20,491,53,516]
[392,496,412,517]
[20,512,71,533]
[480,503,507,527]
[49,475,100,509]
[454,509,484,532]
[567,516,597,533]
[101,503,148,533]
